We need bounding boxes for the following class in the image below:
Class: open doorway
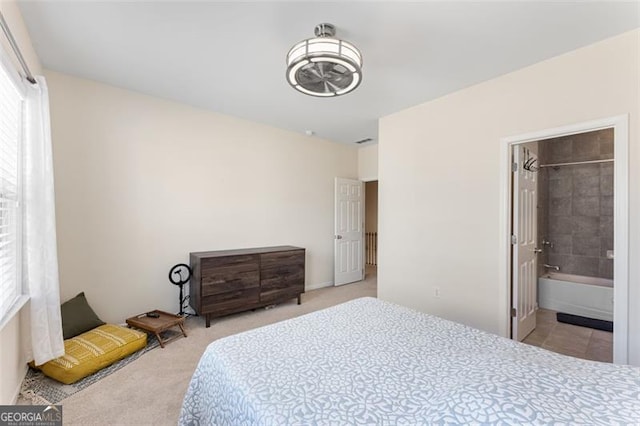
[333,178,377,293]
[365,181,378,279]
[501,116,629,365]
[514,131,615,362]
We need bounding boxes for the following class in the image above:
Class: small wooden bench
[126,310,187,348]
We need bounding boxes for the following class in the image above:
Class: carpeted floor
[20,328,182,405]
[20,269,376,425]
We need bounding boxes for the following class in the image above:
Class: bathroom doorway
[525,130,614,361]
[501,116,629,365]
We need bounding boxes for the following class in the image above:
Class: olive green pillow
[60,292,105,340]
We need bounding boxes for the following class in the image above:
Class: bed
[179,297,640,425]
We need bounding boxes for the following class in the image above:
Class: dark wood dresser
[189,246,305,327]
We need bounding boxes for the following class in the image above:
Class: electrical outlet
[434,287,441,298]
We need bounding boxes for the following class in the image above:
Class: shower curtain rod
[539,158,614,168]
[0,11,37,85]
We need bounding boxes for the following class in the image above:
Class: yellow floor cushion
[35,324,147,384]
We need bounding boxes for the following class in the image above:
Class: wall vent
[354,138,373,144]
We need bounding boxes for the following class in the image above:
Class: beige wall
[0,0,42,404]
[0,317,23,405]
[46,70,358,323]
[378,30,640,364]
[358,144,378,181]
[360,145,379,234]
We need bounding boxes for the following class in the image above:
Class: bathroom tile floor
[522,308,613,363]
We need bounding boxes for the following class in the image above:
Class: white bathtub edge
[538,277,613,322]
[537,299,613,322]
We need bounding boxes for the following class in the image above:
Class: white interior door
[512,146,538,341]
[334,178,364,286]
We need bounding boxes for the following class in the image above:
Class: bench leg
[155,332,165,348]
[178,323,188,338]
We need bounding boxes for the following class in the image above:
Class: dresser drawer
[202,255,259,271]
[260,265,304,292]
[202,288,260,316]
[260,263,304,304]
[202,269,259,296]
[260,250,304,269]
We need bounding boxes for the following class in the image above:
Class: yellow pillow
[34,324,147,384]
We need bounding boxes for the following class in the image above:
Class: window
[0,57,25,324]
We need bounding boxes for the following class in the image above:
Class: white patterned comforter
[179,297,640,425]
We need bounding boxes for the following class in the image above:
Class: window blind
[0,60,23,321]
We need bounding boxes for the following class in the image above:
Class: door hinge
[511,308,517,318]
[511,235,517,245]
[512,162,518,172]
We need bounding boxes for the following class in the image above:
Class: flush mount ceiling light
[286,23,362,97]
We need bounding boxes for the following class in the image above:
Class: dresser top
[190,245,305,258]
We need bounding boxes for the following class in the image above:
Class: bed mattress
[180,297,640,425]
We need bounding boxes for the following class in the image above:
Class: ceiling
[18,1,640,145]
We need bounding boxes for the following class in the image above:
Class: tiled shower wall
[537,129,613,279]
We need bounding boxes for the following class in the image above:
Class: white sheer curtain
[22,75,64,365]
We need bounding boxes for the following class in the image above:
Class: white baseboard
[305,281,333,291]
[11,363,28,404]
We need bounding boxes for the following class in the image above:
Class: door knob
[335,235,343,240]
[533,248,542,254]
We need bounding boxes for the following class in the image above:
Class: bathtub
[538,272,613,322]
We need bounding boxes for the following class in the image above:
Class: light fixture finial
[314,23,336,38]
